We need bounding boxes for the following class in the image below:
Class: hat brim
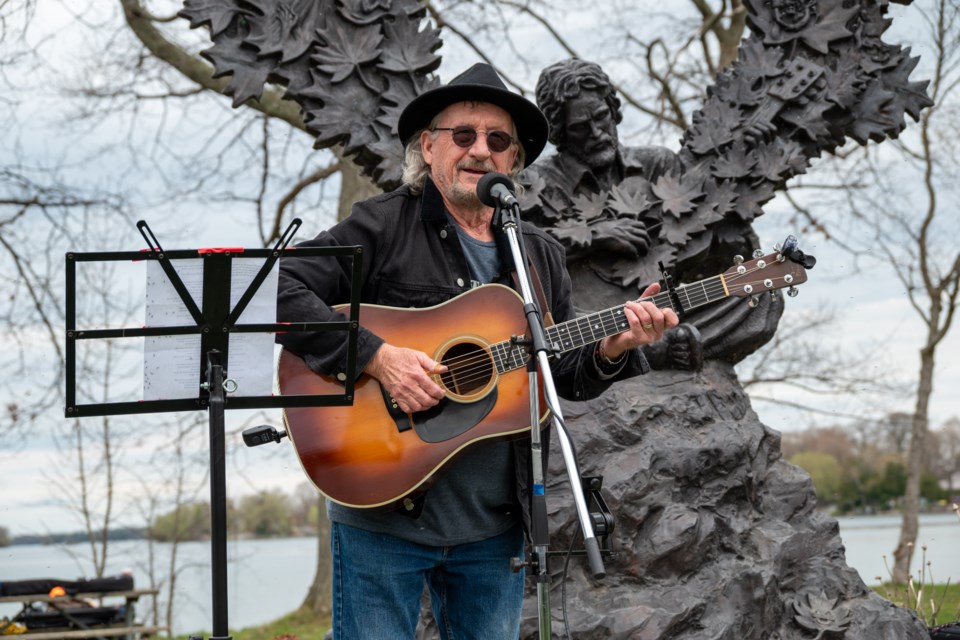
[398,83,548,167]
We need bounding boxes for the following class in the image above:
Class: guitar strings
[430,307,631,376]
[425,266,785,390]
[425,306,639,389]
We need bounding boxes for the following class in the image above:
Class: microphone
[477,172,518,208]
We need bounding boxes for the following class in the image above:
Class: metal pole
[206,351,232,640]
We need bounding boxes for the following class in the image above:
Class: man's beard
[448,162,497,210]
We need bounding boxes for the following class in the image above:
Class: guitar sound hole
[438,341,494,399]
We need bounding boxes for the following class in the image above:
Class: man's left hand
[599,283,679,360]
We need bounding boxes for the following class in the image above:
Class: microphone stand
[494,199,606,640]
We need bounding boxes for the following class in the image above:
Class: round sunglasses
[431,126,517,153]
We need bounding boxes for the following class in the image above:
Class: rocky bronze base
[519,361,929,639]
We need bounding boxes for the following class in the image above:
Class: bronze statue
[180,0,935,636]
[521,58,784,369]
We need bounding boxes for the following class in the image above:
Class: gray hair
[401,112,526,195]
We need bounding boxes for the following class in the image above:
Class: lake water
[835,512,960,585]
[1,513,957,636]
[0,536,317,637]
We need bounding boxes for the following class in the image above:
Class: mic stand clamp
[512,475,617,571]
[494,201,606,640]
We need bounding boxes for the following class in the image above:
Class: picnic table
[0,587,166,639]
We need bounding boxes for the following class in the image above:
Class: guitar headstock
[722,236,815,303]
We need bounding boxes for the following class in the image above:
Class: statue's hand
[641,324,704,372]
[742,120,777,147]
[591,218,651,257]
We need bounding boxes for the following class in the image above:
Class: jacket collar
[417,178,448,223]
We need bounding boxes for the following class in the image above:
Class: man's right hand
[365,343,447,413]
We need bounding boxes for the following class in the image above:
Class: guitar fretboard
[489,274,729,374]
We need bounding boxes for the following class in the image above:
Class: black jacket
[276,179,648,524]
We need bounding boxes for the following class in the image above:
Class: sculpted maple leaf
[368,133,405,184]
[377,74,437,134]
[735,37,784,78]
[652,174,704,220]
[180,0,250,37]
[780,99,834,142]
[796,3,860,54]
[684,101,740,154]
[847,81,899,144]
[883,52,935,122]
[732,181,776,222]
[518,172,547,199]
[540,191,572,224]
[570,190,610,223]
[712,70,766,109]
[312,23,383,83]
[858,6,901,74]
[608,241,677,289]
[822,55,865,108]
[378,15,442,74]
[550,219,592,250]
[702,179,739,218]
[711,142,757,180]
[753,140,805,183]
[302,75,381,149]
[273,58,315,96]
[607,181,653,219]
[244,0,328,63]
[201,37,274,106]
[517,167,567,224]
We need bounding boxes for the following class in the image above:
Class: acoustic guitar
[278,244,812,509]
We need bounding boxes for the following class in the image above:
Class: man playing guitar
[276,62,677,640]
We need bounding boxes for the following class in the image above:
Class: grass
[869,505,960,628]
[168,585,958,639]
[172,607,330,640]
[165,584,959,639]
[872,581,960,628]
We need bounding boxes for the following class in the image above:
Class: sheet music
[144,259,203,400]
[143,257,278,400]
[227,259,279,397]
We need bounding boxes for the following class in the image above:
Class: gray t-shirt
[327,218,519,546]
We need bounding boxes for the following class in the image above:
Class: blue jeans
[331,521,525,640]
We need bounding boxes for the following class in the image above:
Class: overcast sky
[0,0,957,538]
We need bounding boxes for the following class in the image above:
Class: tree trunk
[300,156,378,614]
[335,153,380,221]
[300,498,333,615]
[891,345,936,583]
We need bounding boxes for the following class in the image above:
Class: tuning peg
[748,295,761,308]
[773,242,782,252]
[752,249,764,259]
[733,254,744,265]
[788,286,799,298]
[770,290,780,302]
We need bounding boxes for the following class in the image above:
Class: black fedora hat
[397,63,548,166]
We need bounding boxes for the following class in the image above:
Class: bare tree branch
[118,0,306,131]
[269,160,342,245]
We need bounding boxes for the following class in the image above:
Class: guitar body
[279,284,547,509]
[278,244,814,509]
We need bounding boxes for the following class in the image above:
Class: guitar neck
[491,274,729,373]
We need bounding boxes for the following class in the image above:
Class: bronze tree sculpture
[179,0,934,637]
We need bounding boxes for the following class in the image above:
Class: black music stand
[63,219,362,640]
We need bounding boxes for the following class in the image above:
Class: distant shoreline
[3,528,318,547]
